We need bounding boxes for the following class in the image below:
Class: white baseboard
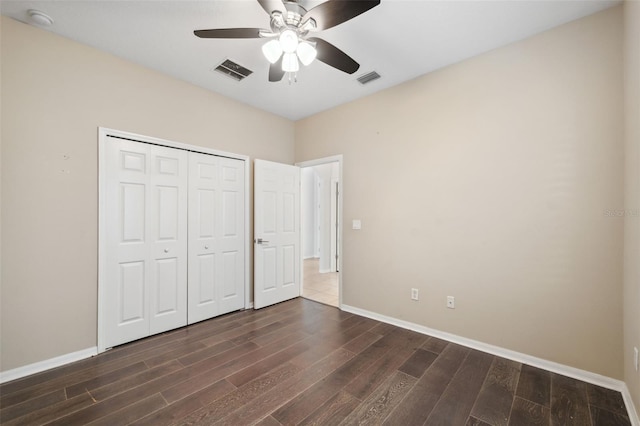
[622,385,640,426]
[0,347,98,384]
[341,304,639,426]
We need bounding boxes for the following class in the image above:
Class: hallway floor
[302,258,339,307]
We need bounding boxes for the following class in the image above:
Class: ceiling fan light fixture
[282,52,300,73]
[296,42,317,66]
[279,29,299,54]
[262,39,283,64]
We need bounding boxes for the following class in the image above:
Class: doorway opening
[297,156,342,308]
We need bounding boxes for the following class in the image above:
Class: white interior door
[103,137,188,348]
[188,153,245,323]
[254,159,301,309]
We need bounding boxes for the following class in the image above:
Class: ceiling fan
[194,0,381,82]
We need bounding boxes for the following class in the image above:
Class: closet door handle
[164,248,169,253]
[204,245,209,250]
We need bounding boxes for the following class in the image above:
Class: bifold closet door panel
[188,153,245,324]
[104,138,188,348]
[104,139,151,348]
[188,152,219,323]
[148,145,188,335]
[217,157,245,314]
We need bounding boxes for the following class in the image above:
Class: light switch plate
[352,219,361,230]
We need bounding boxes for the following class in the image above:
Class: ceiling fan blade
[194,28,266,39]
[257,0,286,16]
[308,37,360,74]
[269,56,285,82]
[302,0,380,31]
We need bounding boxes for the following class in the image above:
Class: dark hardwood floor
[0,298,632,425]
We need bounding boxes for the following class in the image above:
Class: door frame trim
[97,127,251,353]
[295,155,343,308]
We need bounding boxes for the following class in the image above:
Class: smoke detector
[27,9,54,27]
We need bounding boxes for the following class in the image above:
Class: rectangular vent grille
[214,59,253,81]
[357,71,381,85]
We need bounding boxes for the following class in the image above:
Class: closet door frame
[98,127,250,353]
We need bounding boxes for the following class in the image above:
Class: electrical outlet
[634,347,639,372]
[447,296,455,309]
[411,288,419,301]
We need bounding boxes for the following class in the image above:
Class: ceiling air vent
[357,71,381,85]
[213,59,253,81]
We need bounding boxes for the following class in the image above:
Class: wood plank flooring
[0,298,632,425]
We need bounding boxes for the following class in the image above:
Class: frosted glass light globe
[282,53,300,72]
[262,40,283,64]
[296,42,317,66]
[279,30,299,54]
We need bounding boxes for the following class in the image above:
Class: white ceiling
[1,0,619,120]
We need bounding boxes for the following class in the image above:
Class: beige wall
[624,0,640,412]
[296,7,624,378]
[0,16,294,371]
[0,4,632,389]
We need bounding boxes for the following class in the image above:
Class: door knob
[204,245,209,250]
[164,248,169,253]
[255,238,269,245]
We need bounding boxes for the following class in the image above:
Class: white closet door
[104,138,150,347]
[148,146,188,334]
[188,153,220,323]
[188,153,245,323]
[103,138,187,348]
[218,157,245,314]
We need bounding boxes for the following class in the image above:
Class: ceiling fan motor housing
[270,1,315,34]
